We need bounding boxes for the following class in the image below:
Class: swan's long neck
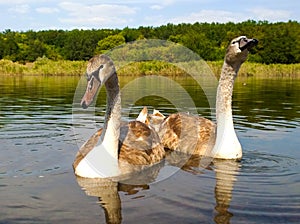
[75,73,122,178]
[101,73,122,159]
[212,61,242,159]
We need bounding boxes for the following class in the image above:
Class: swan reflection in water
[213,159,239,224]
[75,161,164,224]
[75,152,240,224]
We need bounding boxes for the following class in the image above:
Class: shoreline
[0,59,299,77]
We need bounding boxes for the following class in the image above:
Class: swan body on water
[146,36,258,160]
[73,55,165,178]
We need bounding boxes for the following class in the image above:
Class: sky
[0,0,299,31]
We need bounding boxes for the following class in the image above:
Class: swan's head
[81,54,116,109]
[226,36,258,69]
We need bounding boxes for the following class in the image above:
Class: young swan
[147,36,258,160]
[73,55,165,178]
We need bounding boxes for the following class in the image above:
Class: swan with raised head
[73,55,165,178]
[146,36,258,160]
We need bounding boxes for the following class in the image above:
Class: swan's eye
[88,78,94,90]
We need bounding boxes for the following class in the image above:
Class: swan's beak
[239,38,258,51]
[80,75,101,109]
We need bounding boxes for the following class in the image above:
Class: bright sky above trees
[0,0,299,31]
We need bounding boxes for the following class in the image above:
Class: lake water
[0,75,299,223]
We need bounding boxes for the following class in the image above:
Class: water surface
[0,75,299,223]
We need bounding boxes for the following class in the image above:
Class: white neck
[211,61,242,159]
[75,73,122,178]
[101,74,122,159]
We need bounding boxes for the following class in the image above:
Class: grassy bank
[0,58,299,77]
[0,58,87,76]
[209,61,300,78]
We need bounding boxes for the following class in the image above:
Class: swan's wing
[144,109,166,132]
[73,128,103,169]
[159,113,216,155]
[119,121,165,165]
[136,106,148,123]
[152,109,165,118]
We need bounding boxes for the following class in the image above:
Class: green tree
[95,34,125,54]
[121,27,142,42]
[16,39,47,62]
[0,21,299,64]
[0,30,19,61]
[260,22,297,64]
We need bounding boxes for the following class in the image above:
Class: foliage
[0,58,86,75]
[0,21,299,64]
[95,34,126,54]
[1,58,299,77]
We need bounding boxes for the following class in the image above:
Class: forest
[0,20,299,65]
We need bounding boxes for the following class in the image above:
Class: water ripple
[230,151,300,223]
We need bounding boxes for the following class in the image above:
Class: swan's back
[158,113,216,155]
[119,120,165,165]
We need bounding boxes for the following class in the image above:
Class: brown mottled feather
[73,121,165,170]
[119,121,165,165]
[158,113,216,155]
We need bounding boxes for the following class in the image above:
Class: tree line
[0,20,299,64]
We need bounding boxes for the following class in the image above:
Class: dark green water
[0,75,299,223]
